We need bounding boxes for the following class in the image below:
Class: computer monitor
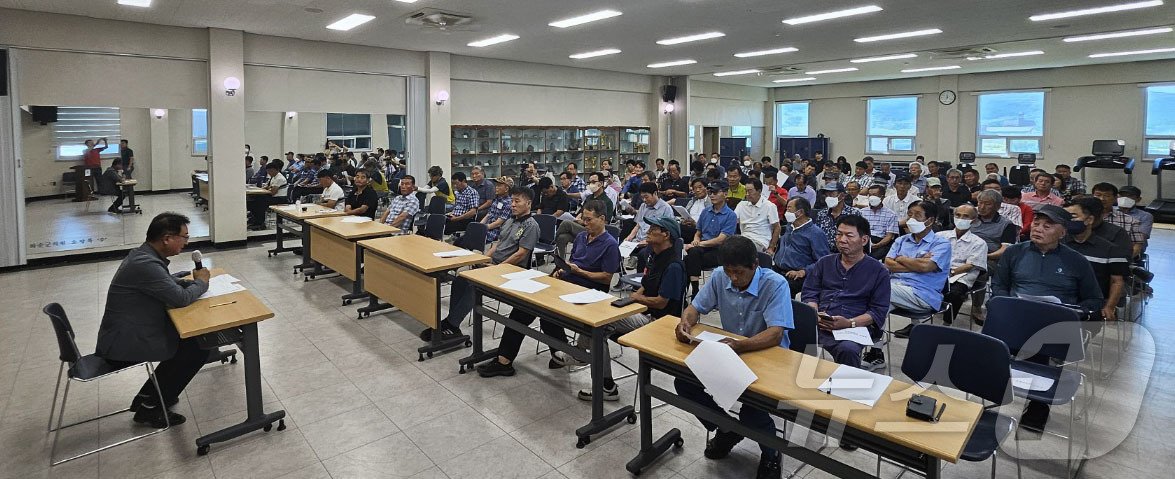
[1092,140,1125,157]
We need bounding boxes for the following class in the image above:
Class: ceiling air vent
[405,9,475,30]
[927,46,998,59]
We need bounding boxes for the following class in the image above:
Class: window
[192,109,208,156]
[1144,84,1175,157]
[977,91,1044,157]
[327,113,372,150]
[387,114,406,153]
[688,125,696,154]
[53,107,121,160]
[866,96,917,154]
[731,125,752,148]
[775,102,810,137]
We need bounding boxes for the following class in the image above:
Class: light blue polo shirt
[692,267,794,348]
[886,231,952,308]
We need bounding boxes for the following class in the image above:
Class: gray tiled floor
[25,192,210,257]
[1,228,1171,479]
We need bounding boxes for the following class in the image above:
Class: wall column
[207,28,246,244]
[150,110,170,191]
[425,52,451,178]
[669,77,691,164]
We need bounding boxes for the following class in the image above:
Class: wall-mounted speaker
[31,106,58,124]
[660,85,677,103]
[0,50,8,97]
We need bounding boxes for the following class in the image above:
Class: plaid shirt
[384,193,420,233]
[1107,210,1145,244]
[859,205,900,239]
[815,205,862,250]
[484,195,513,241]
[847,173,875,190]
[1060,177,1086,198]
[452,185,480,217]
[568,175,586,194]
[297,166,319,185]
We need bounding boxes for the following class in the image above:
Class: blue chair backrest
[904,324,1013,405]
[44,303,82,364]
[457,222,488,252]
[605,225,620,240]
[421,213,446,240]
[534,214,558,245]
[788,300,820,357]
[982,296,1085,363]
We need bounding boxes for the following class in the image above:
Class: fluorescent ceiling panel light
[1063,27,1173,42]
[901,65,961,73]
[734,47,798,58]
[854,28,943,43]
[326,14,375,31]
[713,69,761,77]
[656,32,725,45]
[783,5,883,25]
[569,48,622,59]
[1030,0,1163,21]
[970,50,1045,60]
[806,67,858,75]
[393,0,418,3]
[773,77,817,83]
[549,10,623,28]
[467,34,520,47]
[117,0,151,6]
[850,53,918,63]
[647,59,697,68]
[1088,46,1175,57]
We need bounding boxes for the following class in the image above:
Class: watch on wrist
[850,319,857,328]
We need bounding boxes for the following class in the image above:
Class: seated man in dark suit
[96,213,211,428]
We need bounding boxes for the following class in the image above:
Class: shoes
[419,328,434,341]
[1019,402,1050,433]
[247,224,267,231]
[476,360,516,378]
[839,440,859,451]
[420,324,462,342]
[129,395,178,412]
[132,405,185,428]
[862,348,886,372]
[577,384,619,402]
[703,430,743,460]
[893,324,914,339]
[756,452,782,479]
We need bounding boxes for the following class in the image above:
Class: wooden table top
[617,316,982,463]
[459,263,646,328]
[246,186,271,195]
[359,235,491,274]
[117,179,138,186]
[306,216,400,239]
[270,204,347,220]
[168,269,274,338]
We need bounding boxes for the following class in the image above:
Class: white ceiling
[2,0,1174,88]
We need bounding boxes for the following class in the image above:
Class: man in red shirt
[764,171,789,221]
[82,137,108,198]
[1002,186,1033,240]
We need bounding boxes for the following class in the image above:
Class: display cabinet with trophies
[451,126,649,180]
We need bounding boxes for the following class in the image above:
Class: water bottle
[296,199,304,212]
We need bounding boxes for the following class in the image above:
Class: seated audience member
[787,173,817,206]
[103,160,129,214]
[985,162,1009,186]
[250,156,270,186]
[734,178,781,253]
[848,160,875,189]
[480,176,513,241]
[908,162,927,194]
[423,187,538,343]
[1022,172,1063,208]
[939,205,987,325]
[814,183,862,251]
[246,160,288,230]
[1091,182,1144,258]
[990,204,1102,433]
[470,166,496,216]
[559,172,581,213]
[659,162,690,205]
[1117,186,1153,246]
[477,200,620,378]
[883,174,919,228]
[679,177,709,245]
[725,168,747,208]
[874,161,895,189]
[289,158,323,202]
[1065,198,1127,328]
[858,185,899,259]
[845,181,866,208]
[921,178,954,231]
[983,179,1022,228]
[673,236,793,479]
[380,175,420,233]
[802,215,891,369]
[684,181,739,298]
[623,182,674,270]
[971,189,1019,261]
[534,176,570,217]
[342,169,379,220]
[887,200,952,338]
[556,172,615,258]
[317,170,345,209]
[763,170,789,219]
[96,213,211,427]
[245,156,255,183]
[1055,164,1085,200]
[816,161,847,190]
[773,197,829,294]
[565,165,586,194]
[1003,186,1033,239]
[445,172,480,234]
[420,165,453,204]
[963,169,983,200]
[942,169,972,207]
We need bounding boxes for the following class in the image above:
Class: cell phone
[611,297,637,308]
[551,254,570,273]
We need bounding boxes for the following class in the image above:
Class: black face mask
[1065,220,1087,236]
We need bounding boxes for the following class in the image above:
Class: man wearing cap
[734,178,781,253]
[883,174,919,228]
[816,161,847,191]
[814,182,861,251]
[481,176,514,242]
[887,200,952,341]
[990,204,1102,433]
[685,180,738,298]
[1117,185,1153,243]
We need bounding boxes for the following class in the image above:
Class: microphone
[192,250,204,270]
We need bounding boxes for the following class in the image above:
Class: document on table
[620,214,635,220]
[1010,368,1056,392]
[832,327,875,346]
[1017,293,1061,304]
[948,272,967,284]
[557,212,577,222]
[501,269,547,281]
[434,249,476,257]
[198,274,246,300]
[341,216,372,223]
[817,364,893,407]
[683,330,732,344]
[559,289,616,304]
[499,279,549,294]
[619,241,641,257]
[684,340,758,410]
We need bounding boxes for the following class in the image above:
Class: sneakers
[476,360,516,378]
[420,324,462,342]
[703,430,743,459]
[577,384,619,402]
[839,440,859,451]
[132,405,185,428]
[893,324,914,339]
[862,348,886,372]
[756,452,782,479]
[129,395,178,412]
[419,328,434,341]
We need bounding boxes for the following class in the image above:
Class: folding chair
[418,213,446,241]
[531,214,559,265]
[426,195,447,215]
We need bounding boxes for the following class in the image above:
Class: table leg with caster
[574,326,634,448]
[625,359,682,474]
[193,323,285,456]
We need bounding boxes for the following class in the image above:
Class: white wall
[244,111,282,161]
[689,81,771,158]
[20,107,156,197]
[18,50,208,109]
[244,66,407,115]
[167,108,205,190]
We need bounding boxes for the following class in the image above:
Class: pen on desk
[933,402,947,422]
[826,377,832,395]
[209,300,237,308]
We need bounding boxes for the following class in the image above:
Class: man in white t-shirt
[247,159,289,230]
[734,178,780,253]
[317,170,345,209]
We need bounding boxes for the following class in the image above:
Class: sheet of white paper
[433,249,476,257]
[948,272,967,284]
[685,330,732,343]
[1017,293,1061,304]
[684,340,759,410]
[341,216,372,223]
[619,241,641,257]
[559,289,616,304]
[198,275,247,300]
[1010,369,1056,392]
[558,212,577,222]
[275,204,296,210]
[620,214,635,220]
[832,327,875,346]
[499,279,549,294]
[673,206,692,221]
[817,364,893,407]
[501,269,547,280]
[216,274,242,284]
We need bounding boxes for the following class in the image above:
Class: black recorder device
[906,394,946,422]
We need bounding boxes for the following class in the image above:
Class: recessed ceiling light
[850,53,918,63]
[549,10,623,28]
[393,0,418,3]
[326,14,375,31]
[901,65,961,73]
[1088,46,1175,57]
[854,29,943,43]
[968,50,1045,60]
[1030,0,1163,21]
[117,0,151,6]
[733,47,798,58]
[1063,26,1173,42]
[783,5,883,25]
[773,77,818,83]
[467,34,520,47]
[806,67,859,75]
[713,69,761,77]
[656,32,725,45]
[569,48,622,59]
[647,59,697,68]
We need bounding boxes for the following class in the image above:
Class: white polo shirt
[937,229,988,287]
[321,182,345,208]
[734,195,780,251]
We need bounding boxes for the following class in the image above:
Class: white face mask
[954,218,973,230]
[907,218,927,234]
[710,158,719,164]
[825,196,840,209]
[868,196,882,207]
[1117,197,1136,209]
[784,211,798,224]
[587,182,600,193]
[743,160,752,167]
